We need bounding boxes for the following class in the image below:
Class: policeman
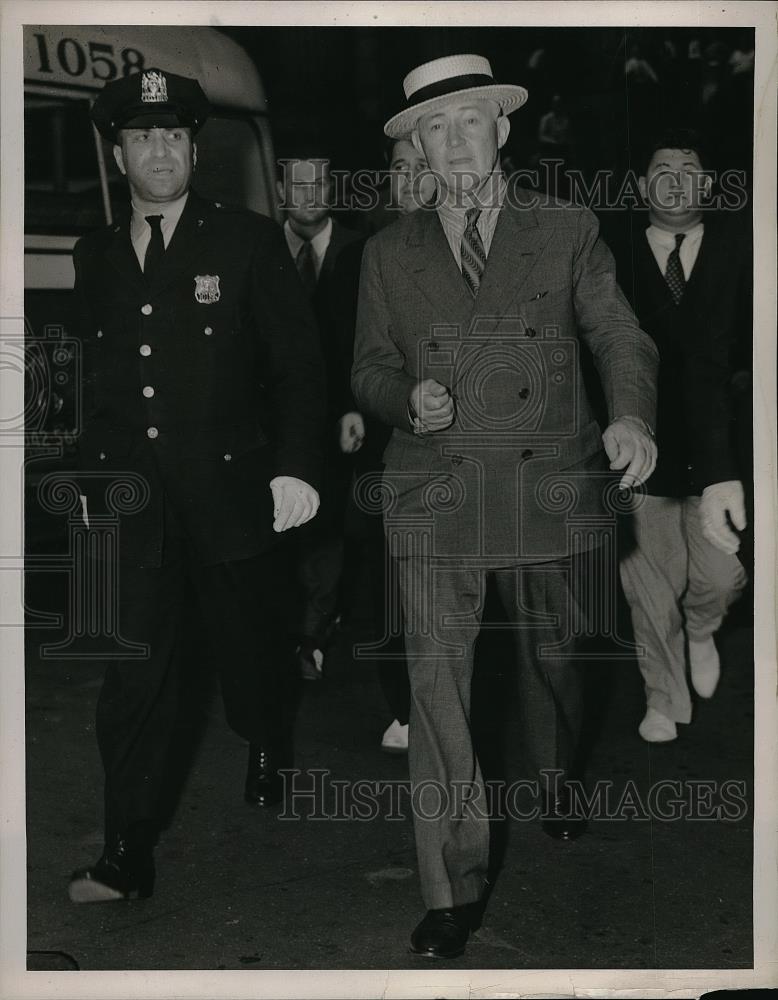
[68,68,325,902]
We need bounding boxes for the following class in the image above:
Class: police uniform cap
[91,68,210,143]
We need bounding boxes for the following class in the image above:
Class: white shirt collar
[131,190,190,239]
[283,216,333,263]
[646,220,704,248]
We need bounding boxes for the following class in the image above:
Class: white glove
[700,480,746,555]
[269,476,319,532]
[338,411,365,454]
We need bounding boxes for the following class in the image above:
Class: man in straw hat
[66,68,324,903]
[352,53,659,959]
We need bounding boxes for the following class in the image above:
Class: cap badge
[141,70,168,104]
[194,275,220,304]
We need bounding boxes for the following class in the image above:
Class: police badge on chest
[194,275,221,304]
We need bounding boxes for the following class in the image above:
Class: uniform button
[224,453,232,462]
[139,344,151,357]
[96,330,103,339]
[518,387,530,399]
[522,448,533,459]
[147,427,159,439]
[142,386,155,398]
[526,327,537,338]
[204,326,213,336]
[99,451,106,460]
[141,303,153,316]
[451,454,463,466]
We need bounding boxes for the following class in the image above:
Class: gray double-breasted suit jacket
[351,187,659,566]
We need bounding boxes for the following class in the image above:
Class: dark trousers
[94,514,294,841]
[398,551,590,909]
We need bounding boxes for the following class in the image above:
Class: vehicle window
[193,115,273,216]
[24,97,107,234]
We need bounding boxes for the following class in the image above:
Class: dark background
[218,25,754,179]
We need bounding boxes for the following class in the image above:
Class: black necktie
[461,207,487,297]
[296,240,317,297]
[664,232,686,305]
[143,214,165,282]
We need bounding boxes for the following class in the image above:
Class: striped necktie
[143,214,165,282]
[664,232,686,305]
[461,207,487,297]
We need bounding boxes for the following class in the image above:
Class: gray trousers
[620,495,747,723]
[397,554,589,910]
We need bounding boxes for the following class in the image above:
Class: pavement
[23,514,753,973]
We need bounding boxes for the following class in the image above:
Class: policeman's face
[114,127,194,204]
[278,159,331,227]
[414,98,510,200]
[639,147,711,224]
[389,139,434,214]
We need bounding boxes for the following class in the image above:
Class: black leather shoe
[244,743,284,806]
[409,906,473,959]
[541,788,588,841]
[68,835,155,903]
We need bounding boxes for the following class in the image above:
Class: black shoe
[244,743,284,807]
[409,906,473,959]
[68,835,155,903]
[541,788,588,841]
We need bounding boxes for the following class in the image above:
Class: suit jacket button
[518,387,530,399]
[522,448,533,459]
[141,303,153,316]
[147,426,159,439]
[451,454,463,465]
[526,327,537,338]
[429,341,439,350]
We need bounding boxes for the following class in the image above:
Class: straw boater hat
[384,54,528,139]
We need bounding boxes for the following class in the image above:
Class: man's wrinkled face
[114,127,194,204]
[279,159,331,227]
[389,139,435,214]
[414,98,510,198]
[639,147,711,219]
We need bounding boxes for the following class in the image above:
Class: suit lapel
[149,191,207,295]
[398,209,474,321]
[105,212,145,291]
[474,201,545,320]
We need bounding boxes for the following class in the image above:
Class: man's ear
[113,142,126,177]
[192,143,197,169]
[638,175,648,202]
[276,179,285,205]
[411,130,424,155]
[496,114,511,150]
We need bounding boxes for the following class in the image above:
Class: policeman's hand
[700,480,746,555]
[409,378,455,434]
[602,415,657,490]
[270,476,320,532]
[338,412,365,454]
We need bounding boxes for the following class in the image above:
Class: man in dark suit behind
[67,69,325,903]
[611,129,749,743]
[277,156,362,679]
[352,53,659,959]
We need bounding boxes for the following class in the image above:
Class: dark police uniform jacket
[73,190,326,568]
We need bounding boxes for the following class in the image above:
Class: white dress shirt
[283,217,333,279]
[130,191,190,270]
[645,221,704,281]
[436,172,506,269]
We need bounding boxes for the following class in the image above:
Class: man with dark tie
[67,69,325,902]
[278,156,361,679]
[352,53,659,959]
[613,129,749,743]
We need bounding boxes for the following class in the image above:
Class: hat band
[407,73,495,108]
